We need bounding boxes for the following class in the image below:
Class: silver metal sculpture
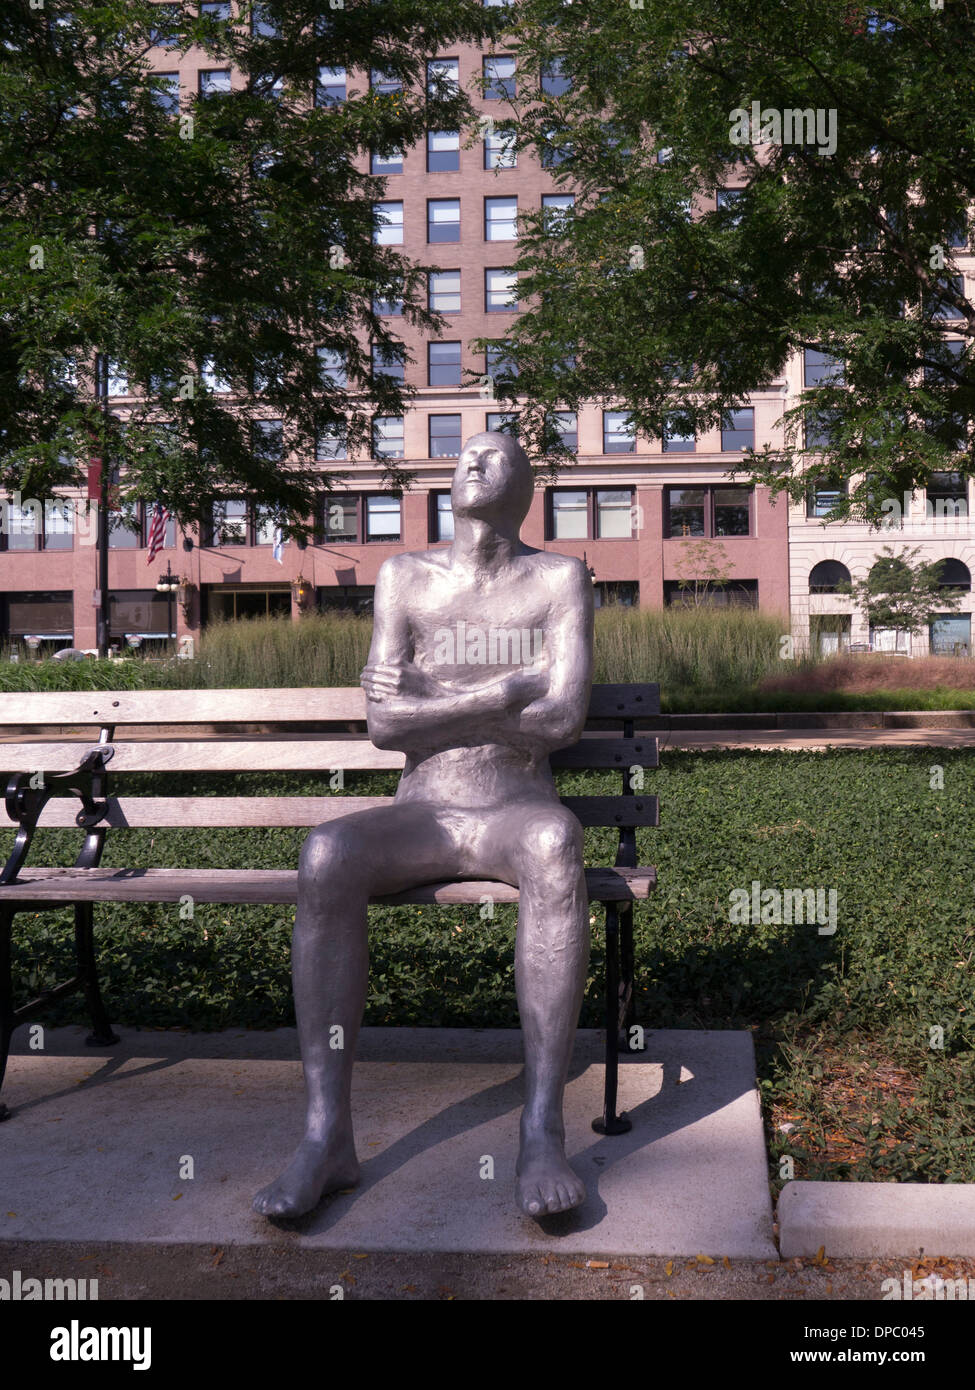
[254,431,594,1220]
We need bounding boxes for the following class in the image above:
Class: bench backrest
[0,684,659,834]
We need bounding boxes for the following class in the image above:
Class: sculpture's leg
[254,807,462,1219]
[501,805,590,1218]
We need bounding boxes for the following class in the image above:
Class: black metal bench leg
[0,908,14,1120]
[73,904,119,1048]
[592,901,631,1135]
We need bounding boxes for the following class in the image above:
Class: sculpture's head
[451,431,534,530]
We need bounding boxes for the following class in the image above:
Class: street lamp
[155,559,179,654]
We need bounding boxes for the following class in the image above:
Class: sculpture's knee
[518,810,583,891]
[299,822,361,893]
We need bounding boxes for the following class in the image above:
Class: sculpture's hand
[361,661,444,703]
[502,665,550,712]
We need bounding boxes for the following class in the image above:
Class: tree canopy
[482,0,975,518]
[0,0,500,536]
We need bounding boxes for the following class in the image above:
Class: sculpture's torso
[391,548,562,810]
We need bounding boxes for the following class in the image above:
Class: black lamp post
[155,560,179,654]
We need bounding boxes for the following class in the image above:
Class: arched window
[809,560,851,594]
[935,558,971,591]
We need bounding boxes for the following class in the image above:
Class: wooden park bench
[0,683,659,1129]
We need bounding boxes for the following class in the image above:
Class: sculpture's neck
[450,517,522,574]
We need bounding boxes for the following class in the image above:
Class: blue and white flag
[272,525,284,564]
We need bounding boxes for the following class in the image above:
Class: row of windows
[373,195,573,244]
[807,473,971,518]
[372,267,520,316]
[808,558,972,593]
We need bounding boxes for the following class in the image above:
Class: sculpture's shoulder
[520,548,592,600]
[375,548,447,590]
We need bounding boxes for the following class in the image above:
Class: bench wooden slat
[0,736,658,774]
[0,688,368,726]
[0,683,661,729]
[21,793,659,830]
[0,865,657,904]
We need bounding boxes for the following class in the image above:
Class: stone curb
[777,1181,975,1259]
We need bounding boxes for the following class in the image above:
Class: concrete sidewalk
[1,1026,777,1259]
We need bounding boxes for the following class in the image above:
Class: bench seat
[0,864,657,905]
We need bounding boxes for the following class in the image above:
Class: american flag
[146,501,169,563]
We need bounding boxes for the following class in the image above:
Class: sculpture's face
[451,432,532,526]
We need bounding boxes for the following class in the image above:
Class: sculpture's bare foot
[516,1133,585,1218]
[253,1135,360,1219]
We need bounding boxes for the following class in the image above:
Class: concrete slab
[0,1027,776,1258]
[779,1181,975,1258]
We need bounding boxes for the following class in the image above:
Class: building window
[806,480,847,517]
[252,418,283,462]
[432,492,454,541]
[373,416,405,459]
[253,506,278,546]
[211,499,248,545]
[929,276,966,320]
[809,560,851,594]
[316,65,346,106]
[428,269,461,313]
[541,129,572,168]
[721,407,754,451]
[484,128,516,168]
[150,7,181,47]
[548,489,634,540]
[1,591,73,645]
[550,490,588,539]
[366,495,401,542]
[427,58,459,97]
[486,411,518,434]
[603,411,635,453]
[715,188,744,225]
[810,614,851,656]
[597,490,633,538]
[371,70,402,96]
[317,424,347,460]
[485,342,518,381]
[541,57,570,96]
[663,417,695,452]
[322,496,358,543]
[428,340,462,386]
[485,196,517,240]
[805,408,840,449]
[594,581,638,609]
[373,282,403,316]
[200,2,231,18]
[428,198,460,242]
[373,201,403,245]
[930,613,971,656]
[666,486,753,537]
[664,578,758,608]
[372,341,405,383]
[429,414,462,457]
[206,586,291,623]
[485,267,518,312]
[108,509,141,549]
[803,348,845,386]
[927,472,969,517]
[152,72,180,113]
[542,193,574,232]
[483,54,516,99]
[371,148,403,175]
[427,131,460,172]
[934,558,971,591]
[318,347,347,388]
[1,499,77,552]
[200,356,230,393]
[251,4,279,37]
[198,69,231,97]
[550,410,577,451]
